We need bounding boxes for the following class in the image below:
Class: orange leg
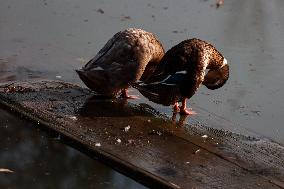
[180,98,196,115]
[173,102,180,112]
[120,89,139,99]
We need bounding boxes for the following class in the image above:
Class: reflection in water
[171,113,190,127]
[0,108,147,189]
[78,95,153,118]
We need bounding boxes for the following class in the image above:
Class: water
[0,108,146,189]
[1,0,284,185]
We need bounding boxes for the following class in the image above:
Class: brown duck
[76,28,165,98]
[133,38,229,115]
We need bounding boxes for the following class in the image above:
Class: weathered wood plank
[0,80,283,189]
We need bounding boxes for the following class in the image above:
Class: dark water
[0,0,284,186]
[0,108,146,189]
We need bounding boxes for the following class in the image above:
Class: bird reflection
[171,112,189,127]
[78,95,153,118]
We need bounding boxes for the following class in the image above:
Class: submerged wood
[0,80,283,189]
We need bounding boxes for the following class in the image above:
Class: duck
[76,28,165,98]
[132,38,229,115]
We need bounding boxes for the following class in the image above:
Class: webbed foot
[120,89,140,99]
[180,98,197,115]
[180,108,196,115]
[173,102,180,112]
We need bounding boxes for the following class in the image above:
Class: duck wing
[83,31,122,70]
[132,71,188,105]
[77,31,143,95]
[133,81,181,106]
[83,31,138,78]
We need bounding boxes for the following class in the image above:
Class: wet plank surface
[0,80,283,189]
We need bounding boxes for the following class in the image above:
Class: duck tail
[75,69,104,91]
[76,69,91,86]
[75,69,84,76]
[76,69,91,85]
[75,69,86,82]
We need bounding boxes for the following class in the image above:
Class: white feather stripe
[91,66,104,71]
[220,58,227,68]
[174,70,187,74]
[161,83,176,86]
[148,75,172,85]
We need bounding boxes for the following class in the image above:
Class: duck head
[203,58,229,90]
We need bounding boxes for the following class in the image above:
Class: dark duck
[76,28,165,98]
[133,38,229,115]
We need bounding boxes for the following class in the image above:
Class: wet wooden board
[0,80,283,189]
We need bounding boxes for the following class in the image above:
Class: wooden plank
[0,80,283,189]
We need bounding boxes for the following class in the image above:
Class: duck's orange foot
[120,89,140,99]
[180,108,197,115]
[173,102,180,112]
[120,94,140,99]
